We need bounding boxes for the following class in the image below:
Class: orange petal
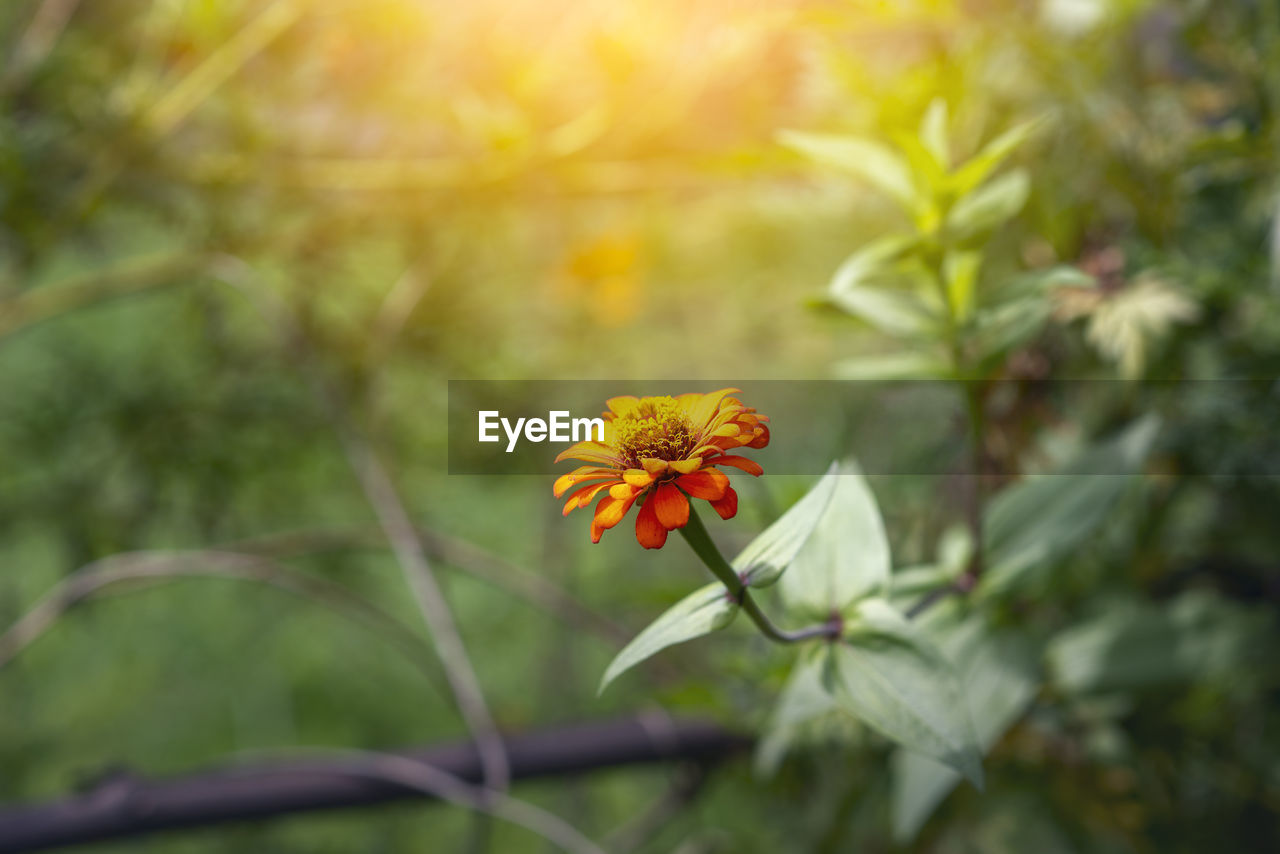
[623,468,654,488]
[593,492,638,531]
[553,467,616,498]
[710,455,764,476]
[712,423,742,438]
[590,521,605,544]
[710,486,739,520]
[635,498,669,549]
[677,467,729,500]
[652,482,690,530]
[562,481,615,515]
[747,424,770,449]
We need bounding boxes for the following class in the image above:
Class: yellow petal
[690,388,739,429]
[606,395,641,417]
[623,468,654,487]
[640,457,669,476]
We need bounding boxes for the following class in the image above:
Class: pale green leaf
[891,617,1039,841]
[832,352,952,380]
[920,99,951,172]
[972,297,1053,360]
[779,460,891,620]
[948,117,1044,197]
[754,647,838,777]
[827,235,919,294]
[1047,590,1261,696]
[779,130,918,212]
[991,265,1095,302]
[943,249,983,322]
[598,582,737,693]
[945,169,1030,240]
[827,599,984,786]
[732,462,840,588]
[827,284,939,338]
[982,415,1160,595]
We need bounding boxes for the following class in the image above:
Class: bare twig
[337,435,511,791]
[1,0,81,93]
[244,747,604,854]
[418,527,633,645]
[0,252,208,341]
[212,258,510,792]
[0,550,448,700]
[145,0,302,135]
[602,763,709,854]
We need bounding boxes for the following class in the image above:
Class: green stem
[930,248,986,584]
[961,378,986,583]
[678,506,840,644]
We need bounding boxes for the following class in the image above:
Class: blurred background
[1,0,1279,851]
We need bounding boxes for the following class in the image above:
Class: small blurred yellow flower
[557,233,642,328]
[553,389,769,549]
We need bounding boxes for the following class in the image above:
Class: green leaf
[891,617,1039,841]
[945,169,1029,240]
[990,264,1095,302]
[973,266,1095,361]
[920,99,951,172]
[828,235,919,293]
[779,130,918,213]
[967,792,1078,854]
[598,582,737,693]
[1047,590,1260,696]
[754,647,839,777]
[779,460,890,620]
[972,296,1053,361]
[943,249,983,323]
[827,598,984,786]
[981,415,1160,595]
[832,351,952,380]
[827,283,939,338]
[732,462,840,588]
[948,117,1044,197]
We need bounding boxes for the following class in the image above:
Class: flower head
[553,388,769,549]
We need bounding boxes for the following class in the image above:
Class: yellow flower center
[614,396,697,465]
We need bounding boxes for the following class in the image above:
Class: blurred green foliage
[2,0,1279,851]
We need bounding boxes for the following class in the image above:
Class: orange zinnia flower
[553,388,769,549]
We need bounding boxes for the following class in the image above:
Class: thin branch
[337,436,511,791]
[0,251,208,341]
[212,258,510,792]
[0,0,81,93]
[225,525,631,645]
[145,0,302,135]
[243,747,604,854]
[602,763,709,854]
[418,527,634,645]
[0,550,448,701]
